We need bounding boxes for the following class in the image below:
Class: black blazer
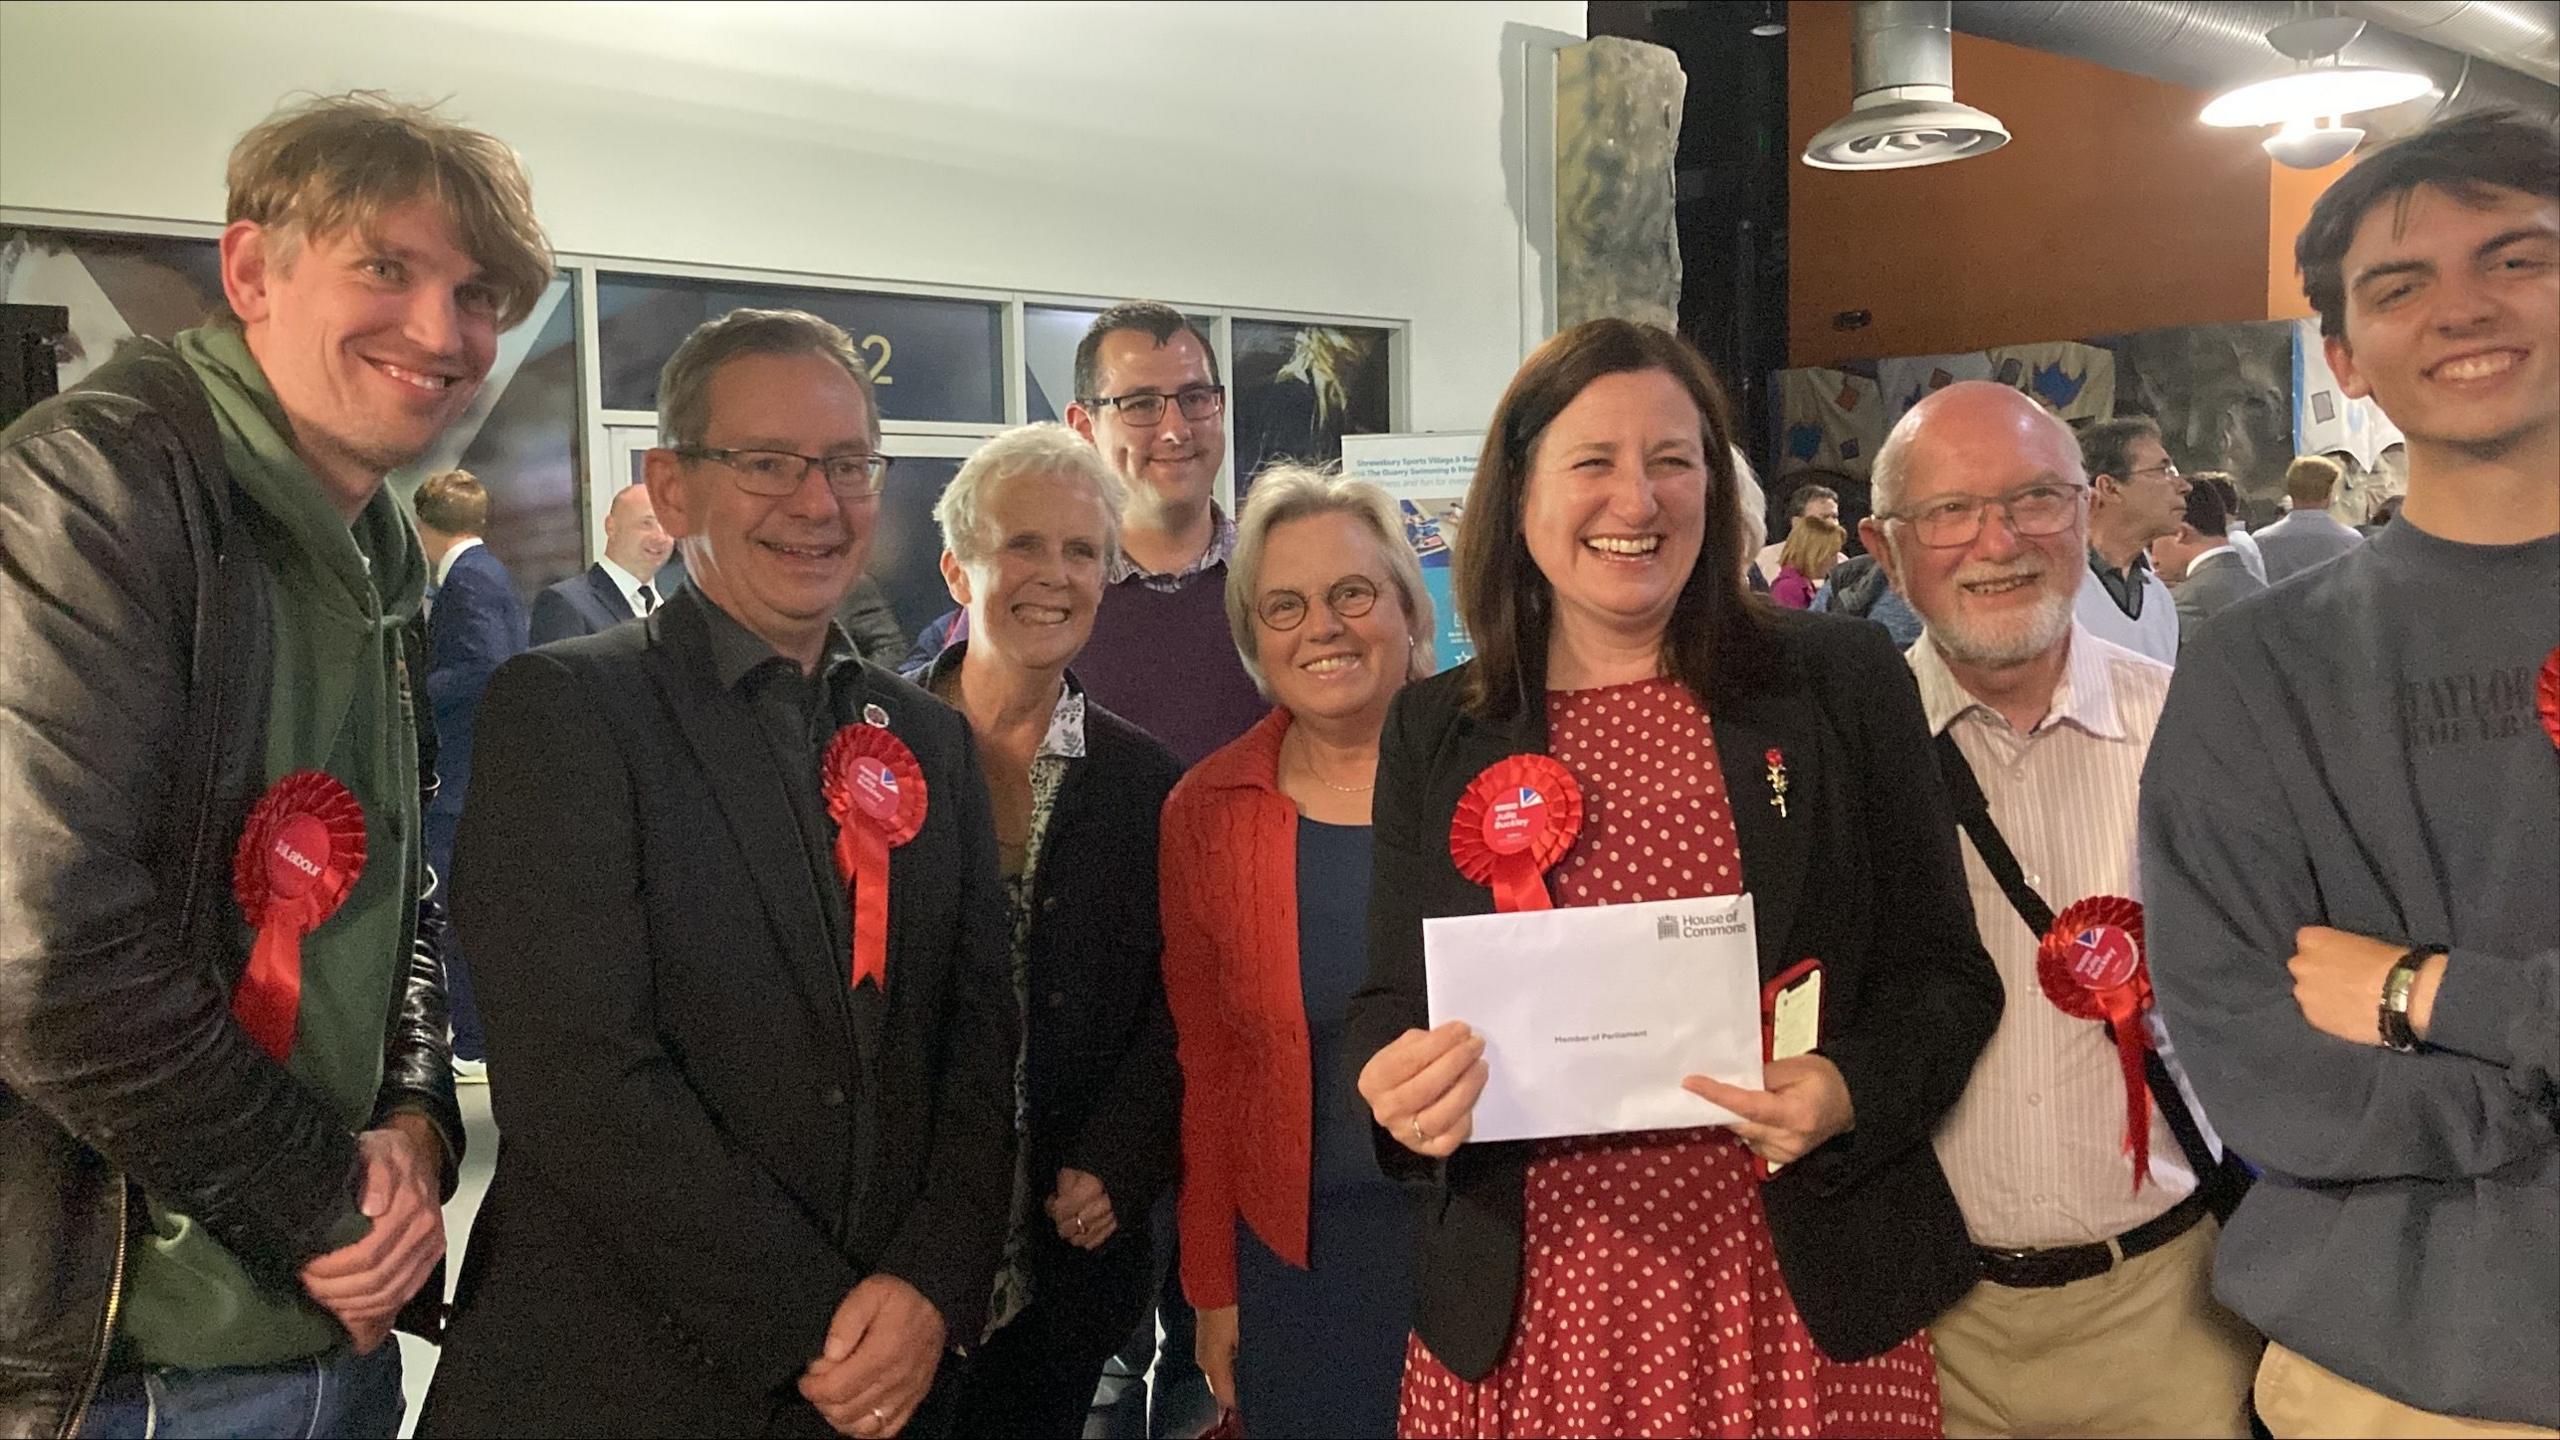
[918,647,1184,1351]
[528,561,635,645]
[1342,610,2001,1382]
[420,592,1017,1438]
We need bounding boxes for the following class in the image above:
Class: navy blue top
[1297,819,1387,1197]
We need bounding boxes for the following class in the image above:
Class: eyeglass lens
[1259,577,1380,630]
[1110,387,1224,425]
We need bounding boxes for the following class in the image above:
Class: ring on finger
[1073,1215,1088,1235]
[1410,1116,1428,1145]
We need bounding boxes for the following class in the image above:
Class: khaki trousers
[1932,1216,2263,1438]
[2255,1342,2560,1440]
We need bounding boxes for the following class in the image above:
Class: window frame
[0,207,1412,566]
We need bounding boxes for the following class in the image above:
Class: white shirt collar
[434,535,484,587]
[596,555,656,613]
[1909,620,2129,743]
[2187,543,2238,572]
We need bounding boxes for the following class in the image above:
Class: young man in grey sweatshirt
[2141,109,2558,1437]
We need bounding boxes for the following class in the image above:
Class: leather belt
[1976,1189,2210,1290]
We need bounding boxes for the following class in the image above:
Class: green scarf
[114,325,428,1370]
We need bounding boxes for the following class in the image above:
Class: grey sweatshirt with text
[2140,516,2558,1427]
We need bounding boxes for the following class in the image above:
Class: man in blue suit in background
[416,469,527,1079]
[529,481,672,644]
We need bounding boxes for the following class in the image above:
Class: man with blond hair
[0,93,551,1437]
[2253,454,2365,583]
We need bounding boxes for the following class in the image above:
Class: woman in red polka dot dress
[1345,321,2003,1439]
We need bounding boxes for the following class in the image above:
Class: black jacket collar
[1403,656,1818,973]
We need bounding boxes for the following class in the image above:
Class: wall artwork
[2112,320,2295,518]
[1231,318,1394,494]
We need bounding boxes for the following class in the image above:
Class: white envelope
[1425,893,1763,1143]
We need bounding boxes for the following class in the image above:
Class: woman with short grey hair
[934,423,1125,572]
[1163,462,1434,1437]
[924,424,1185,1440]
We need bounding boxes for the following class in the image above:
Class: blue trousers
[78,1342,403,1439]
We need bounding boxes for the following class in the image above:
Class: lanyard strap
[1931,729,2221,1182]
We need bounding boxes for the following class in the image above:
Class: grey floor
[395,1081,495,1438]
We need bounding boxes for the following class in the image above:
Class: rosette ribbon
[824,723,928,993]
[230,771,367,1062]
[2037,895,2154,1194]
[2538,644,2558,753]
[1449,755,1584,912]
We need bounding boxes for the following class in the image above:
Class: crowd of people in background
[0,88,2550,1440]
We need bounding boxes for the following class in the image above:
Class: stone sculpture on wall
[1554,36,1685,332]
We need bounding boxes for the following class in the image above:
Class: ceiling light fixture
[2261,114,2367,169]
[1802,1,2009,172]
[1751,2,1787,38]
[2200,14,2433,129]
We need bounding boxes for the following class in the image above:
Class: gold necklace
[1292,731,1375,793]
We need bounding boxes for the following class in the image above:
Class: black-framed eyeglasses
[1083,384,1226,428]
[672,446,892,499]
[1883,482,2087,549]
[1256,576,1381,632]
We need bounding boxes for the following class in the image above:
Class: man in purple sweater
[1053,301,1271,767]
[908,304,1266,770]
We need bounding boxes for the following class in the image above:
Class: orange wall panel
[2268,150,2358,319]
[1787,0,2275,366]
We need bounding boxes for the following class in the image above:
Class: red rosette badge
[230,771,367,1062]
[824,723,928,993]
[2037,895,2155,1193]
[2538,644,2559,753]
[1449,755,1584,912]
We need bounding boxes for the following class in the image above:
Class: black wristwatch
[2378,946,2440,1053]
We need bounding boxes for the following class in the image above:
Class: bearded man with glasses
[1861,380,2263,1438]
[2073,415,2190,665]
[421,307,1016,1440]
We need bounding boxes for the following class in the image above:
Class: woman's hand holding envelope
[1359,1020,1490,1158]
[1681,1056,1855,1167]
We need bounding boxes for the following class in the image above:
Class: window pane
[2,226,586,598]
[600,274,1002,425]
[864,453,965,658]
[1024,303,1218,423]
[1,226,225,389]
[393,276,586,595]
[1232,319,1395,493]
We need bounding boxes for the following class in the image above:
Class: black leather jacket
[0,343,462,1439]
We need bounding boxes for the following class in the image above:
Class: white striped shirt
[1913,624,2195,1249]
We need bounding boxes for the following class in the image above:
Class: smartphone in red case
[1758,958,1823,1178]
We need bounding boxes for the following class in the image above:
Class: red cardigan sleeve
[1162,784,1244,1310]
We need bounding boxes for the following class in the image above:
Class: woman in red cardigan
[1160,464,1436,1439]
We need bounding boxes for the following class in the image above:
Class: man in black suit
[420,308,1017,1439]
[416,469,529,1075]
[2153,480,2268,654]
[529,481,673,643]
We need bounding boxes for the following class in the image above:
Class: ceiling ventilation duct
[1948,0,2559,138]
[2334,1,2560,88]
[1803,1,2012,171]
